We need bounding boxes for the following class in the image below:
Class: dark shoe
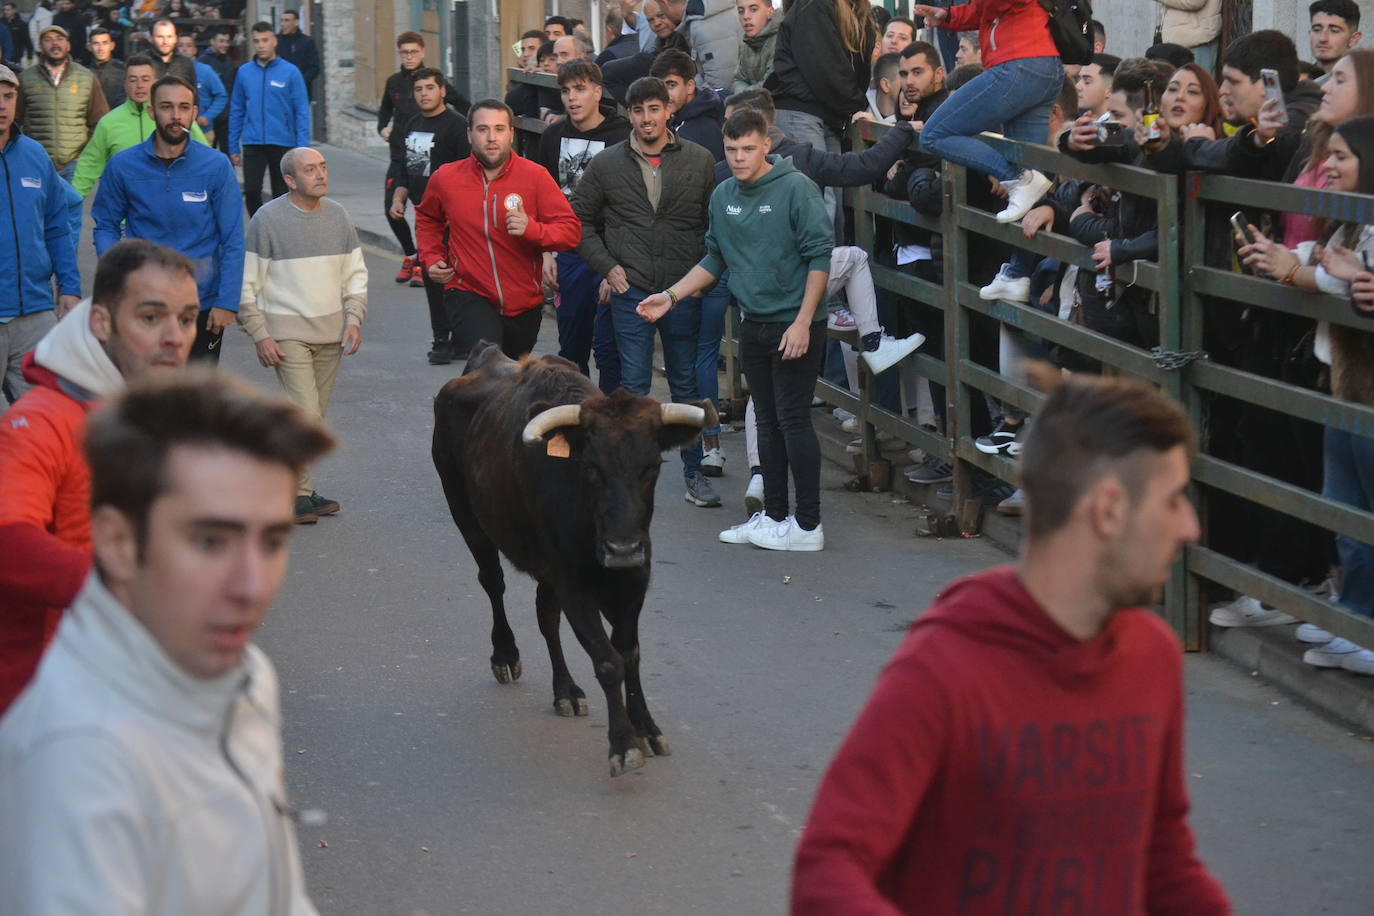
[294,495,319,524]
[395,255,416,284]
[975,419,1022,455]
[309,492,340,516]
[427,338,452,365]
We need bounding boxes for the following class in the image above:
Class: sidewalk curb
[357,226,404,257]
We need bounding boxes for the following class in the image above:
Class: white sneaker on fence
[862,333,925,375]
[1208,596,1297,627]
[996,169,1053,223]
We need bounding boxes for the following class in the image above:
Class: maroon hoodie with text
[791,565,1231,916]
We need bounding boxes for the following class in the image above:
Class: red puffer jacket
[944,0,1059,71]
[414,151,582,316]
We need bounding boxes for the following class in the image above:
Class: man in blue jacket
[0,64,80,405]
[229,21,310,216]
[177,33,226,146]
[93,75,244,364]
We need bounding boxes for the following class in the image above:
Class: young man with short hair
[88,26,124,108]
[0,371,332,914]
[650,47,724,160]
[792,371,1231,913]
[863,52,902,123]
[880,16,915,56]
[416,99,581,360]
[897,41,944,126]
[1076,53,1121,120]
[731,0,780,93]
[146,18,195,84]
[639,107,832,544]
[545,15,573,40]
[239,147,368,524]
[1218,29,1318,132]
[94,76,244,363]
[229,22,311,216]
[537,58,628,390]
[177,32,227,144]
[0,239,197,716]
[1310,0,1361,74]
[573,76,721,508]
[388,67,471,364]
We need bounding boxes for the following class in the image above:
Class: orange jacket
[0,354,93,714]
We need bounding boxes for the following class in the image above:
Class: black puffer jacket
[571,132,717,291]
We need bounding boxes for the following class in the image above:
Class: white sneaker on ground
[747,515,824,551]
[996,169,1053,223]
[979,272,1031,303]
[840,416,859,434]
[1303,636,1374,674]
[827,308,857,330]
[832,407,856,423]
[862,333,925,375]
[719,511,770,544]
[744,473,764,515]
[702,447,726,477]
[1208,595,1298,627]
[1296,623,1336,644]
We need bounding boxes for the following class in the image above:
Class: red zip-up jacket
[942,0,1059,71]
[415,151,581,316]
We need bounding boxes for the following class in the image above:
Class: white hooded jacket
[0,573,320,916]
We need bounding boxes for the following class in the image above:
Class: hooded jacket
[940,0,1059,71]
[672,86,726,162]
[1154,0,1223,50]
[675,0,742,90]
[0,131,81,318]
[792,566,1232,915]
[0,300,123,715]
[92,136,245,314]
[766,0,874,132]
[0,573,320,915]
[536,102,632,198]
[71,97,209,197]
[227,56,310,154]
[415,150,581,315]
[731,10,782,93]
[699,155,832,322]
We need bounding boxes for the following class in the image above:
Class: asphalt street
[73,155,1374,914]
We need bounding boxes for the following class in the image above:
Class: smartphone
[1095,121,1127,145]
[1260,69,1289,126]
[1230,211,1256,245]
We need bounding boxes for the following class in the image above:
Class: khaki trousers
[273,339,341,496]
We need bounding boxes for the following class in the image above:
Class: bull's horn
[660,403,708,428]
[522,404,582,446]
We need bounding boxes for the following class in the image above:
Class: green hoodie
[699,155,832,323]
[71,98,208,197]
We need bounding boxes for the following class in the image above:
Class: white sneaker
[996,488,1024,516]
[1344,648,1374,675]
[861,333,925,375]
[1208,596,1297,627]
[979,270,1031,303]
[996,169,1053,223]
[1303,636,1374,673]
[719,511,770,544]
[1296,623,1335,644]
[702,447,726,477]
[747,515,824,551]
[840,416,859,434]
[744,473,764,515]
[832,407,856,423]
[826,308,857,330]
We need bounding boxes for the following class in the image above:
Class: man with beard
[0,239,197,716]
[93,76,244,364]
[146,19,196,85]
[415,99,580,360]
[387,68,470,364]
[792,370,1231,914]
[20,24,109,179]
[72,55,208,198]
[536,58,628,389]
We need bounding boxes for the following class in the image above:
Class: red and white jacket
[942,0,1059,71]
[415,151,581,316]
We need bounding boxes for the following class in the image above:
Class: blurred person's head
[881,17,915,56]
[176,33,197,59]
[1091,18,1106,53]
[1108,58,1170,129]
[250,22,277,62]
[85,373,333,679]
[467,99,515,171]
[626,77,671,147]
[89,240,199,382]
[124,55,156,105]
[279,9,300,35]
[411,67,447,116]
[0,66,18,142]
[1221,30,1299,122]
[722,107,772,182]
[1,4,16,22]
[1310,0,1362,71]
[603,9,623,48]
[208,30,231,56]
[955,34,981,68]
[1050,75,1078,138]
[537,40,558,74]
[723,87,775,126]
[737,0,774,39]
[871,52,902,117]
[1145,42,1194,69]
[946,63,983,94]
[650,48,697,115]
[553,33,594,67]
[643,0,678,40]
[544,15,573,40]
[1161,63,1225,133]
[150,19,178,58]
[1076,54,1120,116]
[281,146,327,202]
[89,27,116,64]
[558,58,605,129]
[899,41,944,106]
[518,29,544,66]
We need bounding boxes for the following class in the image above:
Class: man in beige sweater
[238,146,368,524]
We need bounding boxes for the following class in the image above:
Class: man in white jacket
[0,371,333,916]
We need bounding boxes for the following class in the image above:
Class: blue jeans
[611,284,704,479]
[696,274,730,437]
[554,251,600,375]
[920,56,1065,183]
[1324,427,1374,618]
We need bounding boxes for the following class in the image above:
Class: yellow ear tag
[546,432,571,458]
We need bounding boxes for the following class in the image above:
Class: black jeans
[385,175,416,256]
[242,143,290,216]
[444,288,541,359]
[739,318,825,529]
[190,308,223,363]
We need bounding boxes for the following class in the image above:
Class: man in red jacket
[0,240,198,715]
[792,369,1231,915]
[416,98,581,359]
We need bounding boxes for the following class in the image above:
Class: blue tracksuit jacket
[228,56,310,154]
[0,133,80,318]
[193,59,228,124]
[91,137,244,313]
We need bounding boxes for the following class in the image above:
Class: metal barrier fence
[505,68,1374,651]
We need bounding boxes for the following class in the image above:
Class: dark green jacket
[571,130,716,292]
[699,155,832,323]
[20,60,109,169]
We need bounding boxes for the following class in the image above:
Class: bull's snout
[601,538,646,568]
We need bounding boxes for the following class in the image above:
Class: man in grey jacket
[0,371,332,915]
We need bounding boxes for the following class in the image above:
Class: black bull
[432,343,716,776]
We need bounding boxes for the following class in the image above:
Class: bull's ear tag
[546,433,571,458]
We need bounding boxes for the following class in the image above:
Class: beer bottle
[1142,82,1162,142]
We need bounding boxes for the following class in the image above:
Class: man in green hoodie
[71,55,207,198]
[638,106,832,551]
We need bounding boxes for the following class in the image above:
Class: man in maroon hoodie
[792,369,1231,915]
[416,98,581,359]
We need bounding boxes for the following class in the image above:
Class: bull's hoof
[648,735,672,757]
[609,746,646,777]
[554,696,590,717]
[491,660,522,684]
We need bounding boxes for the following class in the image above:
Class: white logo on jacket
[270,80,287,88]
[20,177,41,189]
[725,204,743,216]
[181,190,208,202]
[758,204,772,214]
